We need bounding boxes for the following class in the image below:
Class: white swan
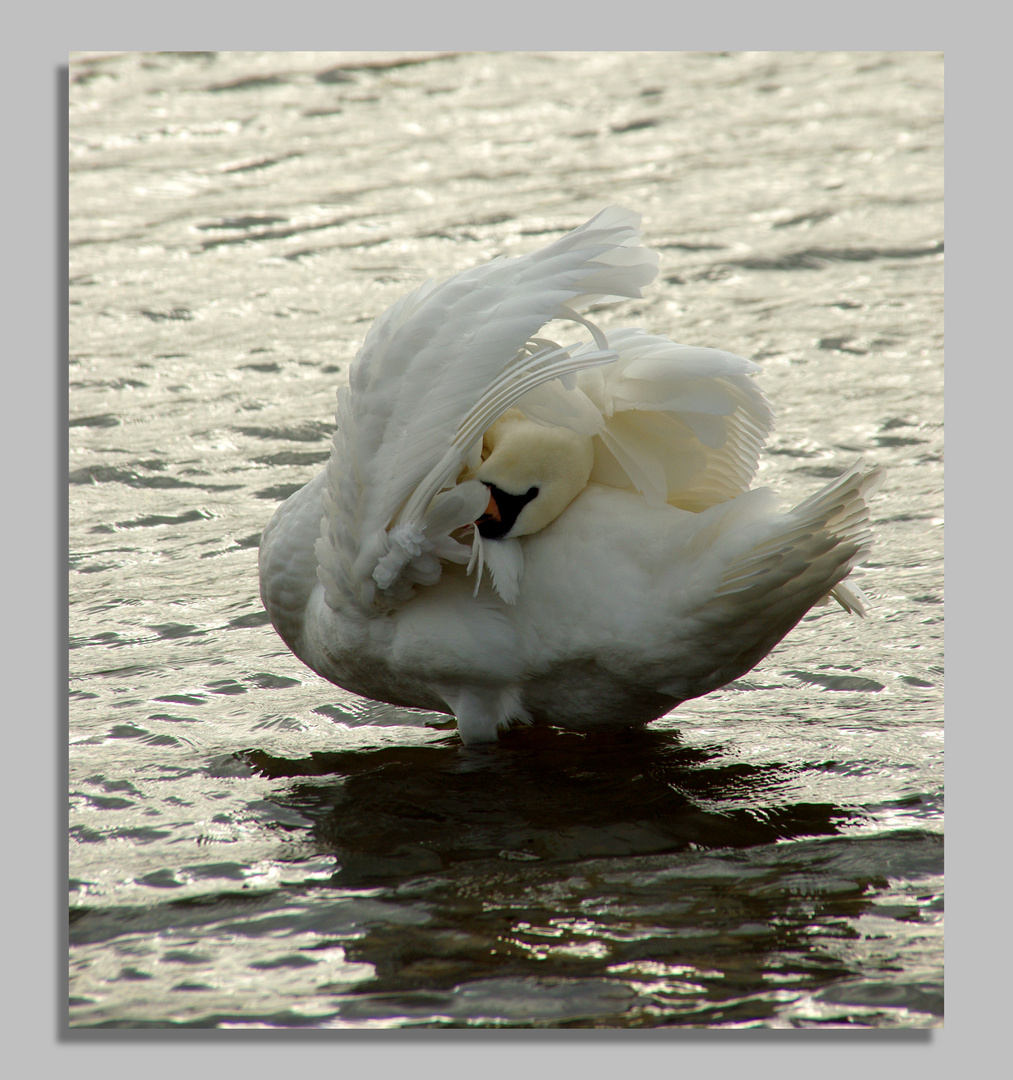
[259,207,882,745]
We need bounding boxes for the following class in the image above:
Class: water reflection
[70,726,941,1028]
[243,726,847,885]
[216,726,940,1028]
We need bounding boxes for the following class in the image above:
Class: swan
[259,206,882,745]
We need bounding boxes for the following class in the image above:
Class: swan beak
[478,491,501,525]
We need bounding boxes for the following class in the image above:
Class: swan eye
[476,484,539,539]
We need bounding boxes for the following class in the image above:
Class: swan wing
[315,206,660,611]
[516,328,774,511]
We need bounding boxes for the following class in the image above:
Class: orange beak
[479,491,501,523]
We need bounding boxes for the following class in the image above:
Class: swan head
[473,410,594,539]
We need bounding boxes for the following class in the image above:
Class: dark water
[68,51,943,1029]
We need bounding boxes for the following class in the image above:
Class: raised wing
[315,206,660,611]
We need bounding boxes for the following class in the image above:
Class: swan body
[260,207,882,745]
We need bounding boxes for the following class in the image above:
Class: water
[68,50,943,1029]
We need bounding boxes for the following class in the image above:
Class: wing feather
[318,206,660,610]
[515,328,775,512]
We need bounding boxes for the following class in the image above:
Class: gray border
[27,23,983,1078]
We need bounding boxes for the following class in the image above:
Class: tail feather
[717,461,882,604]
[658,461,882,700]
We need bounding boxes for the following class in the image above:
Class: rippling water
[68,50,943,1029]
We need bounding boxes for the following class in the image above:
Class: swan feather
[260,206,882,745]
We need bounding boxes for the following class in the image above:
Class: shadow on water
[71,727,943,1027]
[242,726,846,886]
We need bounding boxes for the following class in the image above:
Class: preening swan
[259,207,882,745]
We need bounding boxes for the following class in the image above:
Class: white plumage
[259,207,882,745]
